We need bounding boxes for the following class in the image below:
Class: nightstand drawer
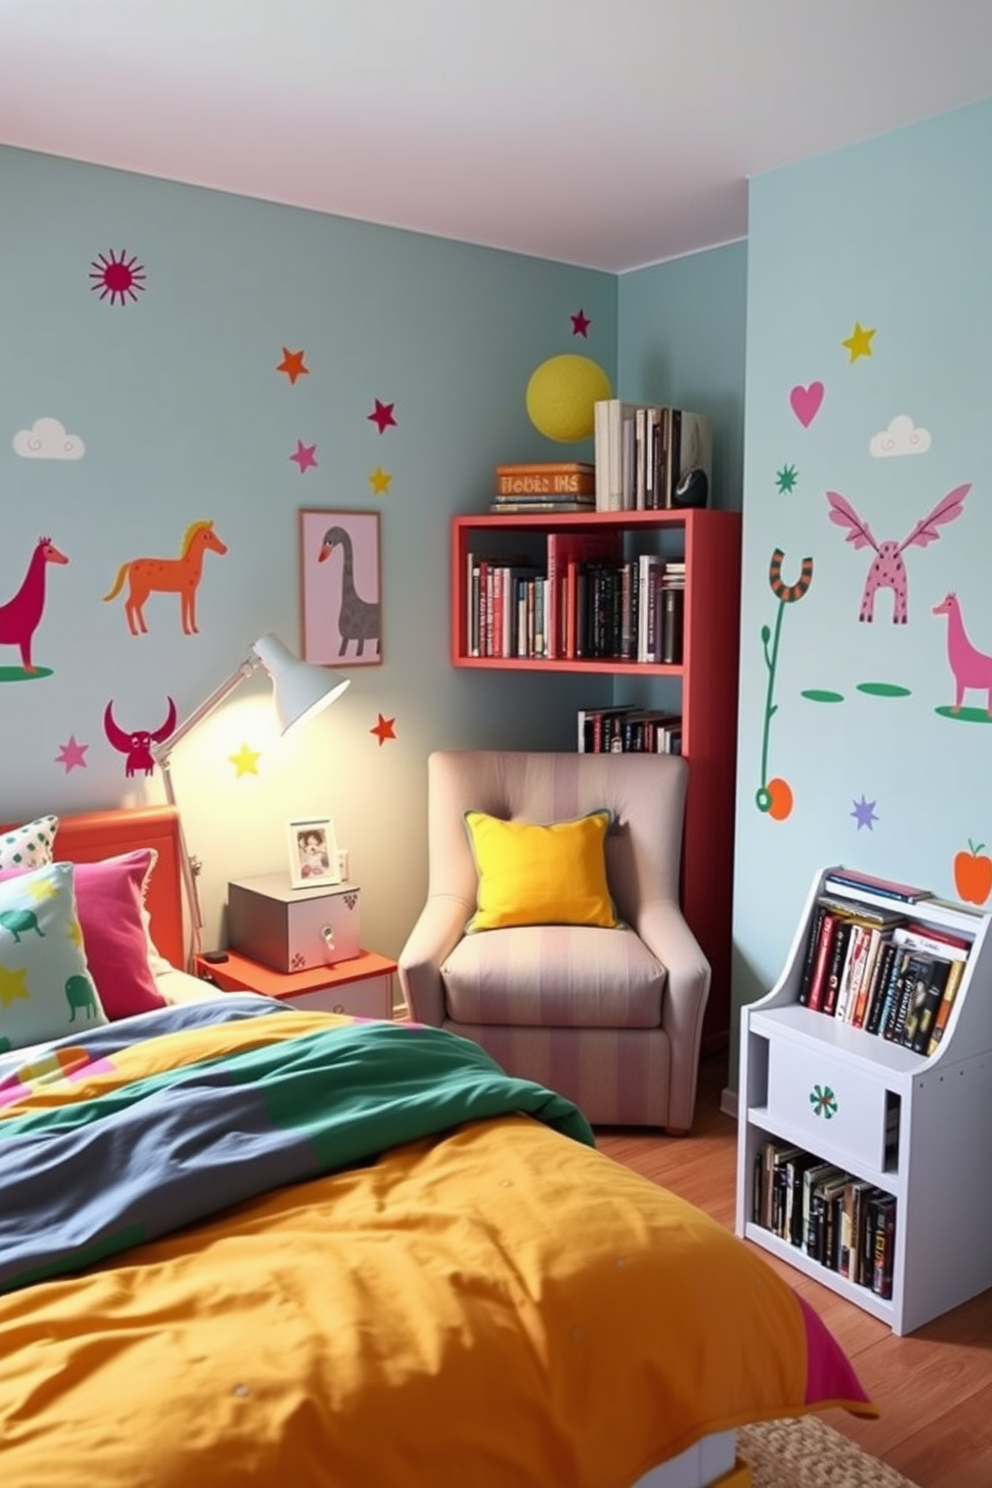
[280,976,392,1020]
[766,1040,895,1171]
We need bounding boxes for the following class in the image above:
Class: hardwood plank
[596,1051,992,1488]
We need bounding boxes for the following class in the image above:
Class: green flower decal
[809,1083,838,1119]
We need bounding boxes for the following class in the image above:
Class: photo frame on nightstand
[287,815,341,890]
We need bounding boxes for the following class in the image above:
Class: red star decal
[290,439,318,473]
[370,713,396,747]
[55,734,89,773]
[571,309,591,337]
[277,348,309,384]
[367,398,397,434]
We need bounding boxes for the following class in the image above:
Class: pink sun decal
[89,249,147,306]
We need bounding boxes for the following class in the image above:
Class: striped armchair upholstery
[398,750,710,1131]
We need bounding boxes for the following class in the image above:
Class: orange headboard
[0,805,186,971]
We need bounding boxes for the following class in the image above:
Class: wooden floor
[596,1051,992,1488]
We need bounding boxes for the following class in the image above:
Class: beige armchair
[398,750,711,1132]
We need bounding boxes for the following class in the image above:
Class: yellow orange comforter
[0,996,873,1488]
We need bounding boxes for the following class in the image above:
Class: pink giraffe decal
[932,593,992,716]
[826,484,971,623]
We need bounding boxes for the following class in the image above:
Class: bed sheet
[0,998,874,1488]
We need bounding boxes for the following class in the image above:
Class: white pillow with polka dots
[0,816,58,872]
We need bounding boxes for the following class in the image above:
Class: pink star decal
[370,713,396,747]
[571,309,591,336]
[290,439,318,473]
[56,735,89,772]
[367,399,397,434]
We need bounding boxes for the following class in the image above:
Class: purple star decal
[290,439,318,473]
[571,309,591,337]
[851,795,878,830]
[367,399,397,434]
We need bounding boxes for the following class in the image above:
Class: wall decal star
[368,466,392,495]
[55,735,89,772]
[571,309,591,336]
[370,713,396,746]
[229,743,261,777]
[775,464,798,494]
[851,795,878,830]
[277,348,309,384]
[842,321,876,362]
[290,439,318,473]
[367,399,397,434]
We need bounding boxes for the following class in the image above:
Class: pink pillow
[0,850,167,1020]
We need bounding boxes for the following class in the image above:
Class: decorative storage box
[228,873,361,973]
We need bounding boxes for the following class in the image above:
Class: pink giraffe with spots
[932,592,992,715]
[826,484,971,623]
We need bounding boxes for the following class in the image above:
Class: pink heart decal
[790,382,824,427]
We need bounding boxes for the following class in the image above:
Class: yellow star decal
[229,743,261,778]
[842,321,876,362]
[368,466,393,495]
[0,963,30,1008]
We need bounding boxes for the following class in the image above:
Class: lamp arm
[150,656,257,969]
[152,658,257,763]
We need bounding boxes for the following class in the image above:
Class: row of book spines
[752,1146,896,1299]
[577,706,682,755]
[466,555,684,662]
[798,903,970,1054]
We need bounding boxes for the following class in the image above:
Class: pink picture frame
[298,509,382,667]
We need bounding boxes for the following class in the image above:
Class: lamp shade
[251,633,350,734]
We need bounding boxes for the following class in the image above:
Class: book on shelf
[802,1162,845,1258]
[489,497,596,514]
[576,704,637,754]
[869,1193,897,1299]
[545,530,622,660]
[863,937,898,1034]
[822,917,855,1018]
[822,867,933,904]
[905,954,954,1053]
[926,956,966,1053]
[834,922,870,1023]
[593,400,713,512]
[884,952,932,1045]
[494,461,595,496]
[805,909,843,1012]
[658,408,713,511]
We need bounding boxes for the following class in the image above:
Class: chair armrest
[635,900,711,1131]
[397,894,471,1026]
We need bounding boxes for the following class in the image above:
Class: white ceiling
[2,1,992,273]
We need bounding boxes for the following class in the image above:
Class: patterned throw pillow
[0,862,107,1053]
[0,815,58,872]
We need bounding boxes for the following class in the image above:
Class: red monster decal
[104,697,177,777]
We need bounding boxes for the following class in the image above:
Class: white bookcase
[735,866,992,1335]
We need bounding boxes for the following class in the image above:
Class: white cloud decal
[869,414,931,458]
[12,416,85,460]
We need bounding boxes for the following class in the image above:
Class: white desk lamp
[151,632,350,962]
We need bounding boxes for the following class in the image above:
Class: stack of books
[593,402,712,513]
[490,462,596,515]
[797,870,974,1056]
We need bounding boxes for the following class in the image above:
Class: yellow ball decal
[525,355,612,443]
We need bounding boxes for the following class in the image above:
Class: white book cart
[735,866,992,1335]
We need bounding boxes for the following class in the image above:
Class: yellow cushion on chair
[463,809,619,932]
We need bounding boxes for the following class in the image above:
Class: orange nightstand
[194,948,398,1021]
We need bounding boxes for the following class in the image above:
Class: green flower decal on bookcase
[809,1083,838,1119]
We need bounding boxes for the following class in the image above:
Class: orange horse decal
[103,520,228,636]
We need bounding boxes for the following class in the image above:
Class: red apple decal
[954,839,992,905]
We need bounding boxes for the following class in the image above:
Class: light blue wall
[618,242,748,514]
[0,146,617,957]
[731,96,992,1081]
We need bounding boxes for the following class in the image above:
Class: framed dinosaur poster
[298,509,382,667]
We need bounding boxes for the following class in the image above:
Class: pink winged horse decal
[826,484,971,623]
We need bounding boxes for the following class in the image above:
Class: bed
[0,805,876,1488]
